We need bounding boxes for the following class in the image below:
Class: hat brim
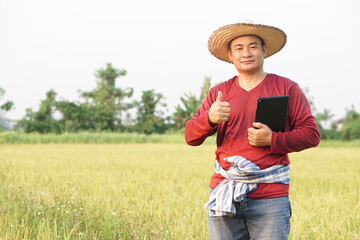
[208,23,287,63]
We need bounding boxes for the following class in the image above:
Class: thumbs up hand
[208,91,231,124]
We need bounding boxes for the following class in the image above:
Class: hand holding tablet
[255,96,289,132]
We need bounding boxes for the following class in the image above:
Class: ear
[228,50,233,62]
[262,45,267,57]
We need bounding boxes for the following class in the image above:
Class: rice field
[0,141,359,239]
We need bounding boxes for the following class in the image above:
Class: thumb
[216,91,222,102]
[253,122,264,129]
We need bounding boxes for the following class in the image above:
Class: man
[185,20,320,240]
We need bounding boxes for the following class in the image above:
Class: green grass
[1,131,360,147]
[0,143,359,239]
[0,131,188,144]
[0,131,217,145]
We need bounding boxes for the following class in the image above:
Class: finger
[220,112,230,120]
[217,113,229,120]
[248,127,255,134]
[219,102,230,107]
[216,91,222,102]
[249,141,257,147]
[219,117,229,122]
[248,137,256,146]
[253,122,266,129]
[221,113,230,118]
[220,107,231,113]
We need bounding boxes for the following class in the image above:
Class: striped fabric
[204,155,290,217]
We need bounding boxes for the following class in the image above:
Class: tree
[0,87,14,130]
[341,119,360,140]
[18,89,61,133]
[172,76,211,129]
[301,87,316,114]
[173,93,200,129]
[343,105,360,124]
[0,87,14,112]
[55,100,95,132]
[316,108,334,129]
[81,63,134,131]
[133,89,167,134]
[200,76,211,102]
[341,105,360,140]
[17,63,133,133]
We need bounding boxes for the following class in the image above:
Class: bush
[320,129,341,140]
[341,119,360,140]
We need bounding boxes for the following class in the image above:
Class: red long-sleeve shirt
[185,73,320,199]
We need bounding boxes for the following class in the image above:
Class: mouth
[241,60,254,64]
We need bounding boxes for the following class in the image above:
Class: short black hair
[227,35,265,51]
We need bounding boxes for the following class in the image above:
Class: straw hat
[208,20,287,63]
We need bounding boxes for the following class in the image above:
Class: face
[228,35,266,74]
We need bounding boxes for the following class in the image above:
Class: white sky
[1,0,359,121]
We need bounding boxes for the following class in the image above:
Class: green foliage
[55,101,95,132]
[18,90,61,134]
[0,95,11,130]
[172,92,200,128]
[316,108,334,128]
[8,67,359,139]
[0,131,198,144]
[339,105,360,140]
[17,63,135,133]
[319,128,341,140]
[343,105,359,124]
[306,85,360,141]
[95,62,127,86]
[3,131,360,146]
[173,76,211,129]
[81,63,134,132]
[316,116,340,140]
[133,89,168,134]
[341,119,360,140]
[0,87,14,112]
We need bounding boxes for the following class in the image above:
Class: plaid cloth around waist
[204,155,290,217]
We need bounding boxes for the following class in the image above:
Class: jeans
[208,189,292,240]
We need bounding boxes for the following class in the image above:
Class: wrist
[208,111,217,127]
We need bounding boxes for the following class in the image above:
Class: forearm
[185,110,217,146]
[270,116,320,154]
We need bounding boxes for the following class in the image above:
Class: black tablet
[255,96,289,132]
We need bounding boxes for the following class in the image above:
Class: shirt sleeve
[185,88,218,146]
[270,84,320,154]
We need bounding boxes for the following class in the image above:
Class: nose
[242,48,252,58]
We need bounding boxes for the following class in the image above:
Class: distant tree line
[1,63,359,139]
[315,105,360,140]
[301,87,360,140]
[1,63,210,135]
